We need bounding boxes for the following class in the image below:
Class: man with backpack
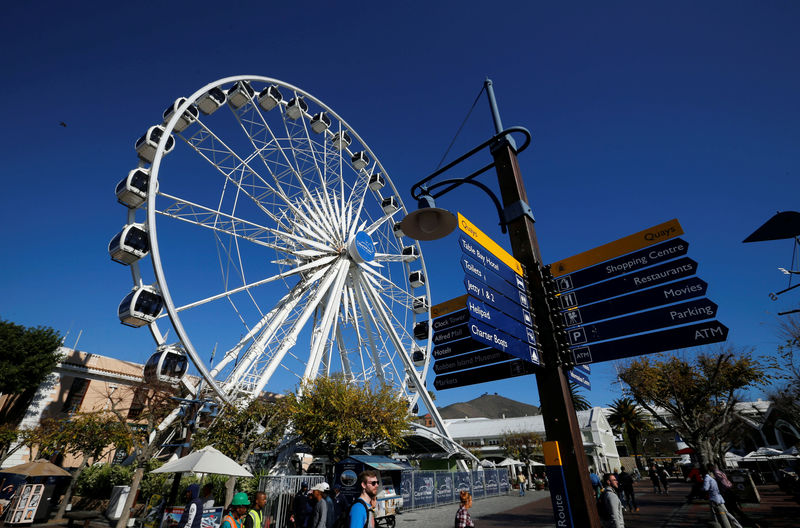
[618,466,638,512]
[348,470,378,528]
[599,473,625,528]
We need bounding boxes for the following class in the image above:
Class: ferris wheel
[108,75,435,411]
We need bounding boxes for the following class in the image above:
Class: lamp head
[399,194,457,241]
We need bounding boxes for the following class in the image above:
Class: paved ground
[396,480,799,527]
[30,480,800,528]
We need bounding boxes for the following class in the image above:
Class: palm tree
[607,397,650,470]
[569,382,592,411]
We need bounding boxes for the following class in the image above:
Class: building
[440,407,620,472]
[1,347,149,469]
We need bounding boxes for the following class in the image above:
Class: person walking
[702,465,743,528]
[321,484,335,528]
[291,482,312,528]
[518,473,526,496]
[222,493,250,528]
[589,467,602,498]
[244,491,266,528]
[177,484,204,528]
[310,484,328,528]
[332,485,349,527]
[349,470,378,528]
[455,491,475,528]
[618,466,638,512]
[648,465,662,494]
[709,464,760,528]
[685,463,705,503]
[658,466,670,496]
[599,473,625,528]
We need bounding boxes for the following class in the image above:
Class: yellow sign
[430,294,468,318]
[543,441,562,466]
[549,219,684,277]
[457,213,524,277]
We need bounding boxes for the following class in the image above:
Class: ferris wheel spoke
[365,212,397,235]
[304,262,350,380]
[358,271,423,390]
[350,273,388,384]
[249,259,351,396]
[211,279,309,378]
[180,123,295,217]
[334,324,353,379]
[359,264,415,308]
[165,255,338,316]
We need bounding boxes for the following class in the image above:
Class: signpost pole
[485,79,600,527]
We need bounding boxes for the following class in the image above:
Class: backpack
[345,498,372,528]
[596,490,611,522]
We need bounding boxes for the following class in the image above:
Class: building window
[127,387,148,419]
[62,378,90,414]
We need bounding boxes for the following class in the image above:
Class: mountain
[437,393,540,419]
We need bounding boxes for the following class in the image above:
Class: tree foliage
[0,319,62,395]
[286,375,411,463]
[606,397,651,469]
[568,382,592,411]
[193,397,288,464]
[499,431,543,464]
[767,316,800,431]
[619,346,769,465]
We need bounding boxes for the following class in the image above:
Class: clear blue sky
[1,2,798,412]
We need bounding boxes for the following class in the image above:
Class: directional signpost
[546,219,728,366]
[429,214,540,390]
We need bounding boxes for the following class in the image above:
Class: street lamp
[400,79,601,528]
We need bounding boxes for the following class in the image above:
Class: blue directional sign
[560,277,708,328]
[462,255,530,309]
[567,368,591,390]
[556,257,698,310]
[432,337,488,360]
[459,235,527,289]
[464,276,533,326]
[571,320,729,365]
[433,358,537,390]
[565,298,718,346]
[432,323,470,345]
[433,348,515,375]
[554,238,689,292]
[467,297,535,345]
[431,309,470,333]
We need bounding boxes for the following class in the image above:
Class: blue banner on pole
[471,470,485,498]
[413,471,435,507]
[485,469,499,495]
[435,472,454,504]
[498,468,510,493]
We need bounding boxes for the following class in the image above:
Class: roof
[342,455,410,470]
[443,409,596,439]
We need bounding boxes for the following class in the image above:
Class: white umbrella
[496,458,522,467]
[151,446,253,477]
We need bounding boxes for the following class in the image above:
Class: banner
[471,470,485,499]
[412,471,434,508]
[435,472,454,504]
[484,469,499,495]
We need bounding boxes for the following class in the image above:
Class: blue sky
[1,2,798,412]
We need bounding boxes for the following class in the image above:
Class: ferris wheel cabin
[115,168,150,208]
[310,112,331,133]
[412,296,429,314]
[413,320,428,340]
[331,131,351,150]
[351,151,370,171]
[227,80,255,109]
[401,245,420,261]
[135,125,175,164]
[286,96,308,120]
[197,87,227,115]
[258,85,283,111]
[409,271,425,288]
[118,286,164,327]
[162,97,199,132]
[381,196,399,215]
[108,223,149,265]
[412,346,426,367]
[368,173,386,191]
[392,222,404,238]
[143,344,188,385]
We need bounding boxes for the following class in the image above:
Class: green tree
[0,423,20,463]
[54,413,132,520]
[606,397,651,470]
[193,397,289,504]
[568,382,592,411]
[499,431,543,466]
[286,375,411,467]
[619,346,770,465]
[0,320,62,425]
[767,316,800,434]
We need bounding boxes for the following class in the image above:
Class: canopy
[496,458,523,467]
[150,446,253,477]
[479,459,496,468]
[2,459,71,477]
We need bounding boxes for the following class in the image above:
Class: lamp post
[402,79,601,527]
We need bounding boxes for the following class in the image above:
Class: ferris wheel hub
[347,231,376,263]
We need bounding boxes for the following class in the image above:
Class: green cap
[231,492,250,506]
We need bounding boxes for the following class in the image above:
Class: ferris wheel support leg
[356,272,467,470]
[304,263,350,380]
